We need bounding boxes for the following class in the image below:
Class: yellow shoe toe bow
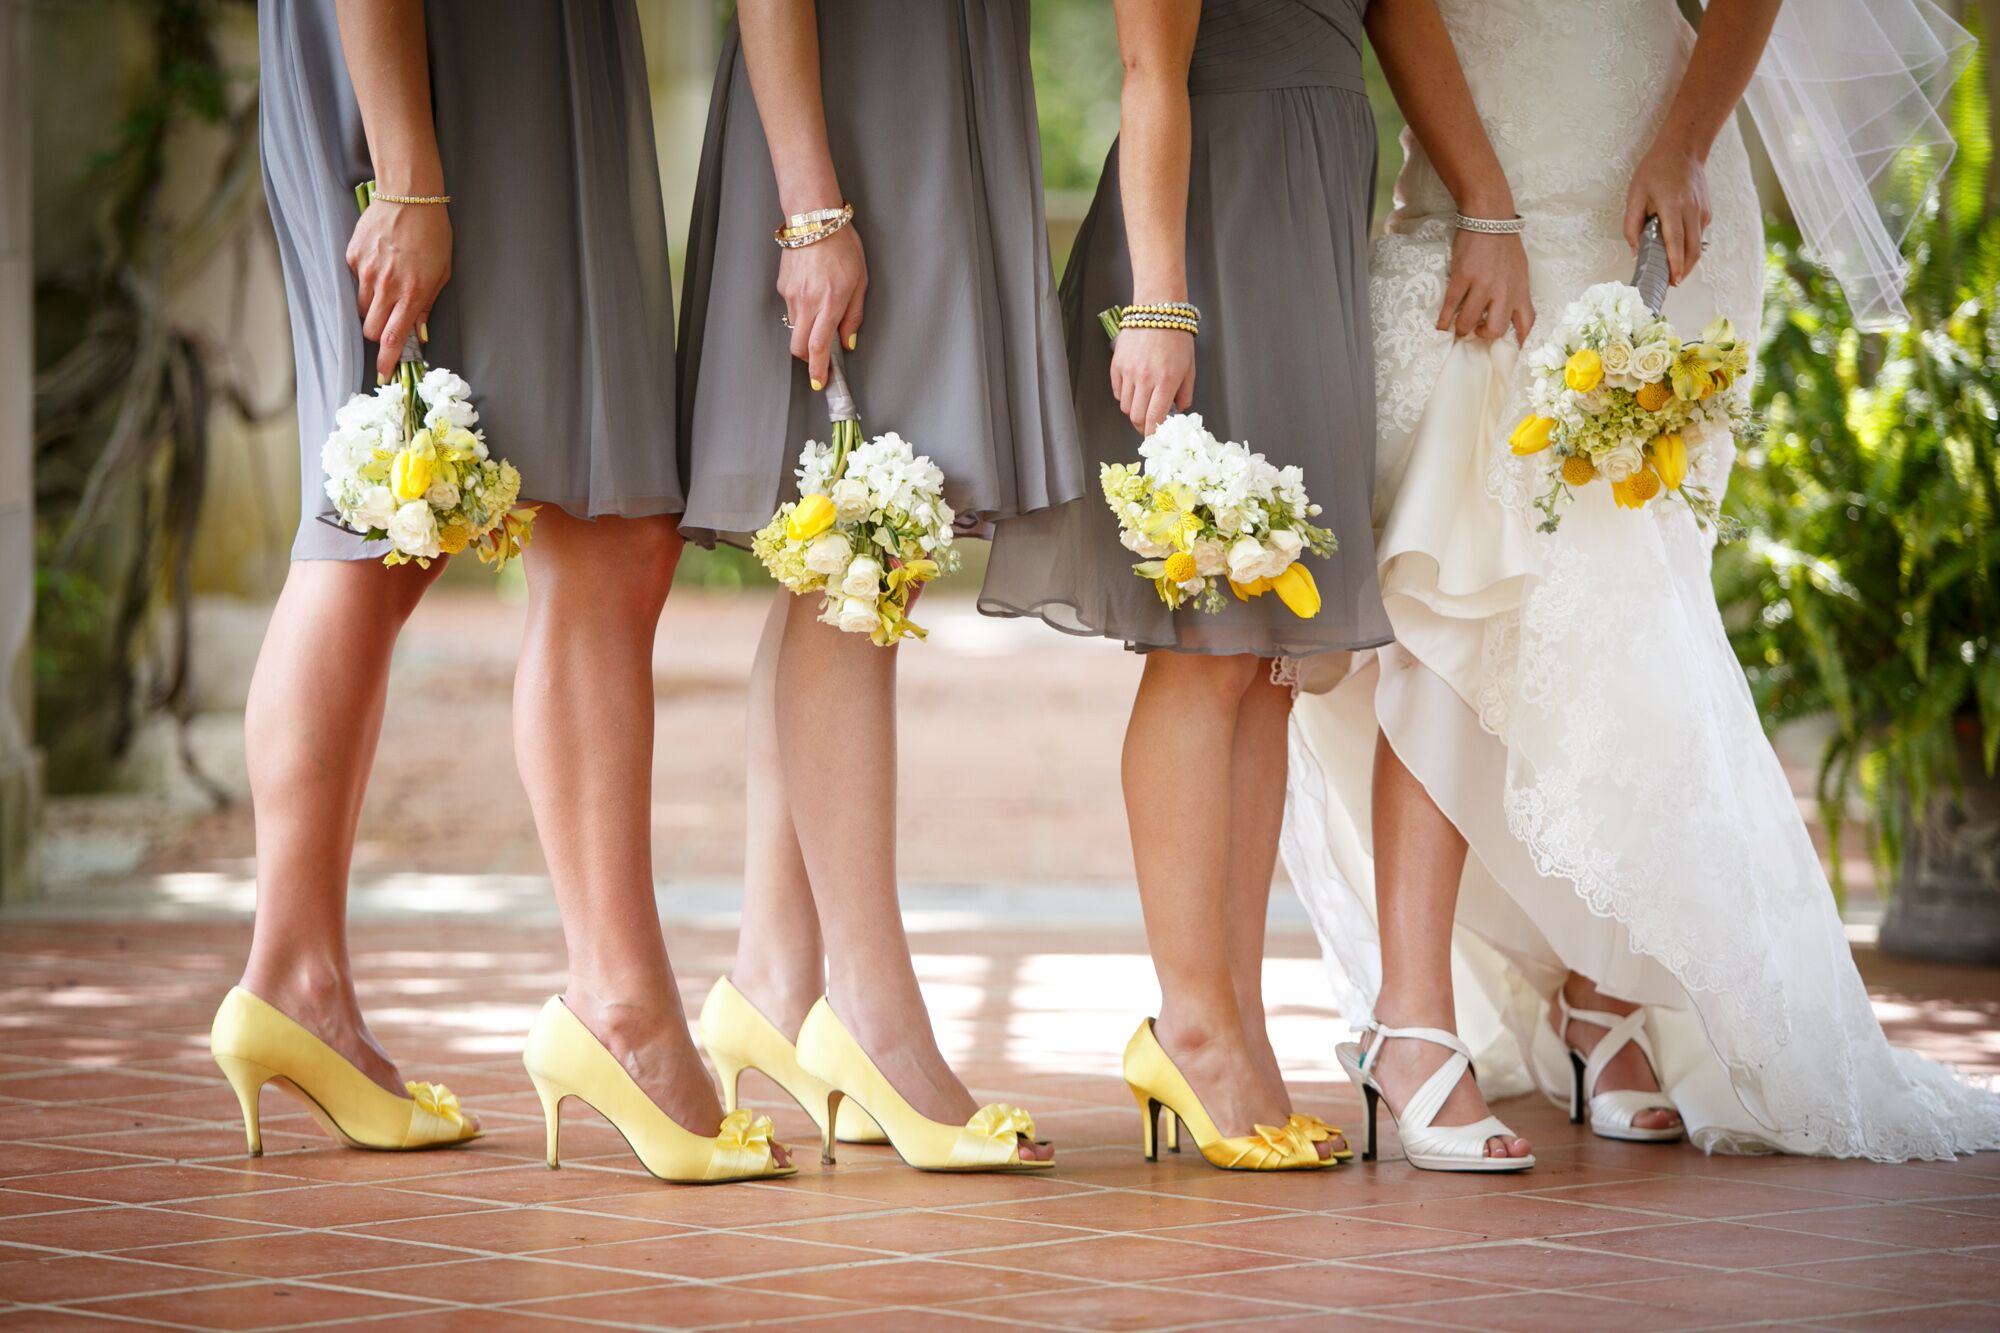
[949,1102,1043,1170]
[1287,1112,1353,1161]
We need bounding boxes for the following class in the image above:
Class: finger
[1682,203,1706,280]
[1515,298,1536,344]
[361,282,394,345]
[1143,382,1174,436]
[1624,188,1648,253]
[1175,367,1195,412]
[839,287,864,352]
[787,301,811,364]
[1121,373,1145,430]
[377,298,417,380]
[807,306,836,388]
[1454,287,1489,338]
[1110,360,1126,406]
[1659,208,1686,284]
[1437,276,1470,332]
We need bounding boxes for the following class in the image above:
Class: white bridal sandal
[1554,994,1685,1143]
[1336,1025,1535,1172]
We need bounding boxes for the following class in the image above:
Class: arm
[1366,0,1533,341]
[1625,0,1783,283]
[738,0,866,389]
[336,0,452,379]
[1108,0,1201,436]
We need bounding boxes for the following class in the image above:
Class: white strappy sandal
[1335,1024,1535,1173]
[1554,994,1685,1144]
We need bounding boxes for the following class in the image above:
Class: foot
[827,982,1053,1164]
[1240,1018,1341,1159]
[1555,975,1680,1134]
[1367,1016,1530,1160]
[1156,1009,1323,1154]
[565,991,793,1170]
[729,970,821,1043]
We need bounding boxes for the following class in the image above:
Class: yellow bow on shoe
[1287,1112,1352,1161]
[948,1103,1039,1168]
[403,1080,476,1146]
[709,1109,782,1179]
[1209,1120,1321,1171]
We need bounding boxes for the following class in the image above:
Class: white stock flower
[836,597,879,635]
[420,367,470,402]
[426,397,478,430]
[387,500,441,557]
[352,485,399,532]
[803,532,854,576]
[841,555,884,598]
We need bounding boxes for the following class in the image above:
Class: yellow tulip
[390,432,436,503]
[785,493,838,542]
[1564,348,1604,393]
[1509,415,1557,456]
[1272,563,1321,619]
[1635,381,1673,412]
[1163,551,1199,584]
[1229,577,1271,601]
[1649,432,1688,491]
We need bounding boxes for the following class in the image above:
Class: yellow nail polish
[845,333,858,351]
[810,378,824,392]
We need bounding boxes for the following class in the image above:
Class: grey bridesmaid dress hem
[976,591,1395,661]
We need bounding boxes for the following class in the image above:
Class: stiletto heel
[1122,1021,1328,1172]
[209,988,479,1154]
[214,1054,271,1156]
[795,1000,1052,1173]
[698,979,888,1146]
[521,998,795,1184]
[714,1053,744,1115]
[532,1075,564,1169]
[1163,1111,1181,1154]
[1132,1086,1160,1162]
[1335,1024,1534,1172]
[821,1090,843,1165]
[1569,1050,1588,1125]
[1551,994,1684,1143]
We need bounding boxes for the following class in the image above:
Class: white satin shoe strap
[1404,1114,1518,1160]
[1563,1002,1666,1108]
[1361,1025,1478,1135]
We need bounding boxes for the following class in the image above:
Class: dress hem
[976,593,1395,660]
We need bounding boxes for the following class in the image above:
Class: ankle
[728,967,820,1037]
[239,956,357,1017]
[1371,993,1456,1034]
[1154,1003,1243,1058]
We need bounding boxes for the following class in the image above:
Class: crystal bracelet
[1453,213,1526,235]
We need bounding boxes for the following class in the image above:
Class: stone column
[0,0,39,902]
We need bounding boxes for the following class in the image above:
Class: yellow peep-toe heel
[698,978,888,1145]
[1162,1107,1353,1162]
[794,998,1052,1173]
[1125,1019,1331,1171]
[523,996,794,1185]
[209,987,480,1155]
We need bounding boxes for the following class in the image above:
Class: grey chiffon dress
[260,0,681,561]
[676,0,1083,548]
[979,0,1392,658]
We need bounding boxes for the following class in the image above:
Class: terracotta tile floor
[3,919,2000,1330]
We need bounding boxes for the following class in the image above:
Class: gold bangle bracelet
[374,191,451,206]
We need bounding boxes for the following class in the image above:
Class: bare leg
[1371,735,1531,1159]
[515,510,786,1167]
[240,558,447,1098]
[773,593,1050,1161]
[1128,652,1297,1139]
[728,593,825,1035]
[1222,668,1338,1157]
[1554,971,1681,1131]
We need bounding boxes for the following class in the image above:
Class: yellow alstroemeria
[1272,563,1320,619]
[1564,348,1604,393]
[1612,468,1663,509]
[785,493,838,542]
[1140,483,1204,552]
[1509,415,1557,456]
[1670,345,1723,401]
[391,431,437,503]
[1635,380,1674,412]
[887,559,939,593]
[1649,432,1688,491]
[1163,550,1199,584]
[440,425,482,461]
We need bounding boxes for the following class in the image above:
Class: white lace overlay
[1289,0,2000,1159]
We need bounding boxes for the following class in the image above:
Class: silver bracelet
[1454,212,1526,235]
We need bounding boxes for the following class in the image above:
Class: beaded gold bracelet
[374,191,452,206]
[1118,301,1201,336]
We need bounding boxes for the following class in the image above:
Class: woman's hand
[778,225,866,389]
[1110,327,1195,437]
[1624,134,1711,285]
[1438,230,1534,343]
[347,201,452,380]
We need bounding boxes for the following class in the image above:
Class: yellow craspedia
[1564,348,1604,393]
[391,431,436,503]
[1613,468,1663,509]
[1163,551,1199,584]
[1561,454,1598,487]
[437,522,472,556]
[1649,432,1688,491]
[785,493,838,542]
[1509,415,1557,456]
[1635,380,1673,412]
[1272,563,1321,619]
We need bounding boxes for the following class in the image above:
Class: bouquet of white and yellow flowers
[1510,229,1749,534]
[1100,413,1334,618]
[752,354,959,645]
[320,182,535,569]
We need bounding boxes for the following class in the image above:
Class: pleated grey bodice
[1188,0,1368,96]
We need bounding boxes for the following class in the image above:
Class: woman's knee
[529,511,683,607]
[1157,651,1263,703]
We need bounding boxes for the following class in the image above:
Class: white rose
[1226,536,1268,584]
[1601,338,1634,377]
[831,478,873,521]
[352,484,399,532]
[836,596,879,635]
[1597,442,1645,483]
[1191,539,1228,577]
[841,555,884,599]
[1632,342,1675,382]
[1121,529,1172,559]
[424,480,460,511]
[1270,528,1305,562]
[803,532,854,576]
[387,500,441,557]
[1212,506,1244,534]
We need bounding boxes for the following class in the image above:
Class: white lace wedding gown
[1281,0,2000,1159]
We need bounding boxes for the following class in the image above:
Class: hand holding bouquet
[320,182,535,569]
[1100,413,1334,619]
[1510,265,1749,535]
[752,352,959,645]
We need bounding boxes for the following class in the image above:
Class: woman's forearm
[334,0,443,195]
[1364,0,1512,218]
[1654,0,1783,161]
[737,0,844,216]
[1113,0,1201,304]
